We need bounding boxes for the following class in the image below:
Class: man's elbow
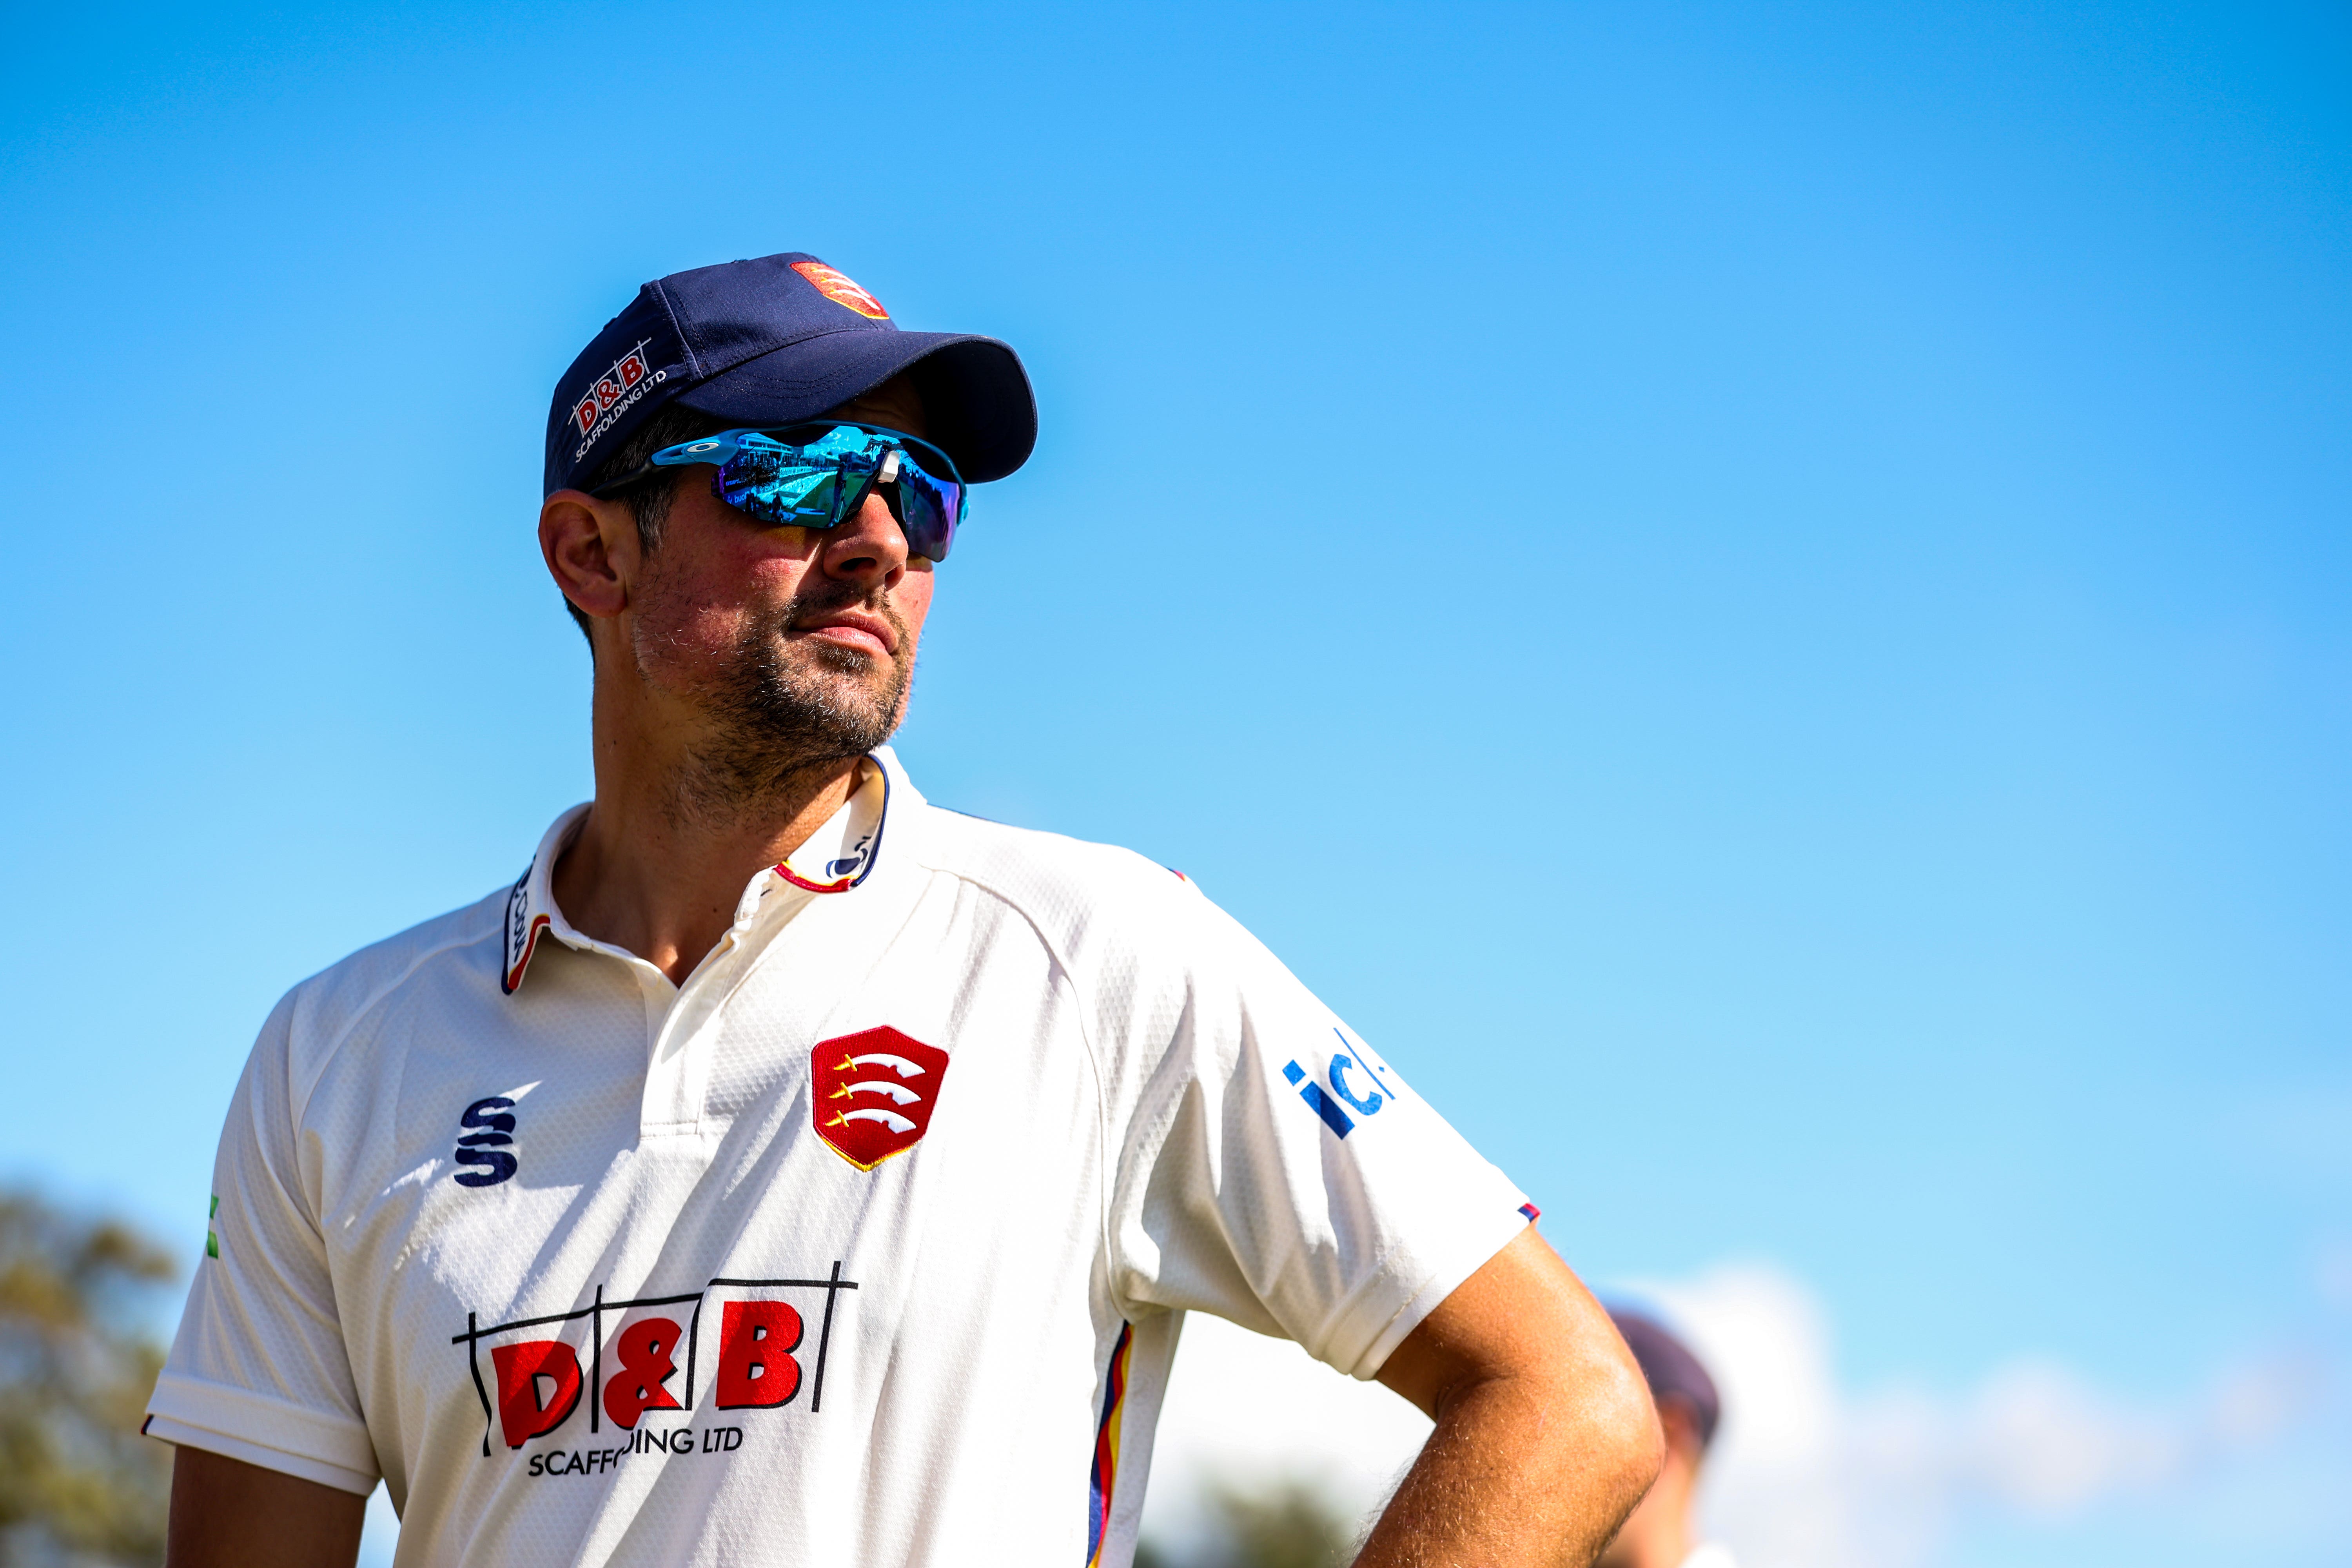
[1612,1375,1669,1510]
[1569,1349,1666,1516]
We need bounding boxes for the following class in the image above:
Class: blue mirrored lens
[713,427,882,528]
[694,426,965,560]
[889,447,961,562]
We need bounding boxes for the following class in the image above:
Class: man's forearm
[1353,1364,1658,1568]
[1361,1230,1664,1568]
[167,1446,366,1568]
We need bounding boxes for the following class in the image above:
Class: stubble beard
[651,581,914,831]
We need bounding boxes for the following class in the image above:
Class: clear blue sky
[3,4,2345,1563]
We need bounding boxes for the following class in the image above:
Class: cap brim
[674,328,1036,483]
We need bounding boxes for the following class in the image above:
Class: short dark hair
[560,403,735,643]
[1608,1310,1722,1450]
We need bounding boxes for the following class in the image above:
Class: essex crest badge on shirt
[811,1027,950,1171]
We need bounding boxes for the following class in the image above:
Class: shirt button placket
[642,927,752,1138]
[638,964,692,1136]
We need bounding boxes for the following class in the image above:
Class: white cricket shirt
[148,748,1534,1568]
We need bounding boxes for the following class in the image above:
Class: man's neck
[552,739,867,987]
[1595,1465,1693,1568]
[1599,1518,1692,1568]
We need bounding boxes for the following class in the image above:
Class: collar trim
[500,802,591,997]
[500,862,554,997]
[501,755,904,996]
[772,761,891,894]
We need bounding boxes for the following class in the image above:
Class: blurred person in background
[1598,1311,1733,1568]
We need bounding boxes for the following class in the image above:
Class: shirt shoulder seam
[916,859,1122,1309]
[287,919,503,1131]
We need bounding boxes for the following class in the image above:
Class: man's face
[624,377,936,793]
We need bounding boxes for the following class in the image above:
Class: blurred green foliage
[0,1189,176,1567]
[1136,1477,1357,1568]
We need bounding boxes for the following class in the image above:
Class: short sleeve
[144,992,380,1494]
[1103,889,1532,1379]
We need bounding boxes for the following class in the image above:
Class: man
[146,252,1660,1568]
[1597,1312,1733,1568]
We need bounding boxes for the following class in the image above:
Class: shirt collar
[502,747,909,995]
[769,754,890,894]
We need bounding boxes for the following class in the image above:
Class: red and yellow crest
[811,1027,949,1170]
[790,261,890,320]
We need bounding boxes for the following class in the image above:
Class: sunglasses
[594,423,967,562]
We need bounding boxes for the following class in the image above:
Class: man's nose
[818,488,911,587]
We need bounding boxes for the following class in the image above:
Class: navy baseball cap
[1608,1310,1722,1450]
[545,252,1036,496]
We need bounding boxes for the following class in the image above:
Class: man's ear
[1657,1397,1706,1471]
[540,489,641,624]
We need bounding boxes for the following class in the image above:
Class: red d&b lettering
[602,1316,685,1429]
[714,1300,803,1410]
[490,1339,582,1448]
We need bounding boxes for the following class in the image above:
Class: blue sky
[2,3,2346,1563]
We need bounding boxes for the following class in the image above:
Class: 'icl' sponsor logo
[1283,1028,1403,1139]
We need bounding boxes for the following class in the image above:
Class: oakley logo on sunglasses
[789,262,889,321]
[570,338,666,450]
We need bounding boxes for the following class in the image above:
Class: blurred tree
[1136,1476,1357,1568]
[0,1188,176,1567]
[1203,1479,1354,1568]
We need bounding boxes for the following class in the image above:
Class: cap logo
[568,338,667,465]
[790,262,889,321]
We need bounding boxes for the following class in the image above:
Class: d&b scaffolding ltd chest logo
[451,1264,858,1468]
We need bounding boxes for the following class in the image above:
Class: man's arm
[167,1446,367,1568]
[1364,1227,1663,1568]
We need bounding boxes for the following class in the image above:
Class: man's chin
[760,653,908,751]
[800,641,891,678]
